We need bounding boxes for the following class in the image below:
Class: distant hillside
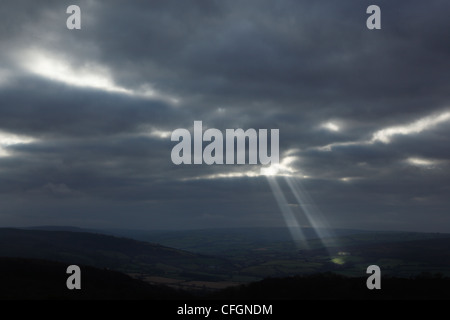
[0,228,233,282]
[0,228,450,299]
[21,226,450,255]
[0,257,189,300]
[3,227,450,288]
[23,226,87,232]
[91,227,450,256]
[321,236,450,277]
[93,227,377,254]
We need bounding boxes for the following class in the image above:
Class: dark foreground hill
[1,258,448,300]
[0,228,233,281]
[0,257,189,300]
[210,272,450,300]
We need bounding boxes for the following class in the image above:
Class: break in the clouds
[0,0,450,232]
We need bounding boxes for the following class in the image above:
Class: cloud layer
[1,0,449,231]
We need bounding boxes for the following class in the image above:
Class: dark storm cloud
[79,0,450,121]
[0,76,184,137]
[0,0,449,231]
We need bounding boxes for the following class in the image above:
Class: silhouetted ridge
[210,272,450,300]
[0,257,189,300]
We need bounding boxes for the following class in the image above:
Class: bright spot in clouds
[406,157,438,168]
[0,131,37,157]
[18,49,179,104]
[183,155,299,181]
[371,111,450,144]
[260,156,297,176]
[22,50,128,93]
[317,109,450,151]
[148,129,172,139]
[321,122,340,132]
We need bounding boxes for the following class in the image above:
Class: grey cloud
[0,0,449,231]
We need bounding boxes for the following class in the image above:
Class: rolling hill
[3,227,450,291]
[0,257,189,300]
[1,227,450,299]
[0,228,234,282]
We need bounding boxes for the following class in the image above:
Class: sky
[0,0,449,232]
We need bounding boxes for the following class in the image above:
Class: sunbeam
[266,176,307,246]
[262,154,339,251]
[285,176,338,249]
